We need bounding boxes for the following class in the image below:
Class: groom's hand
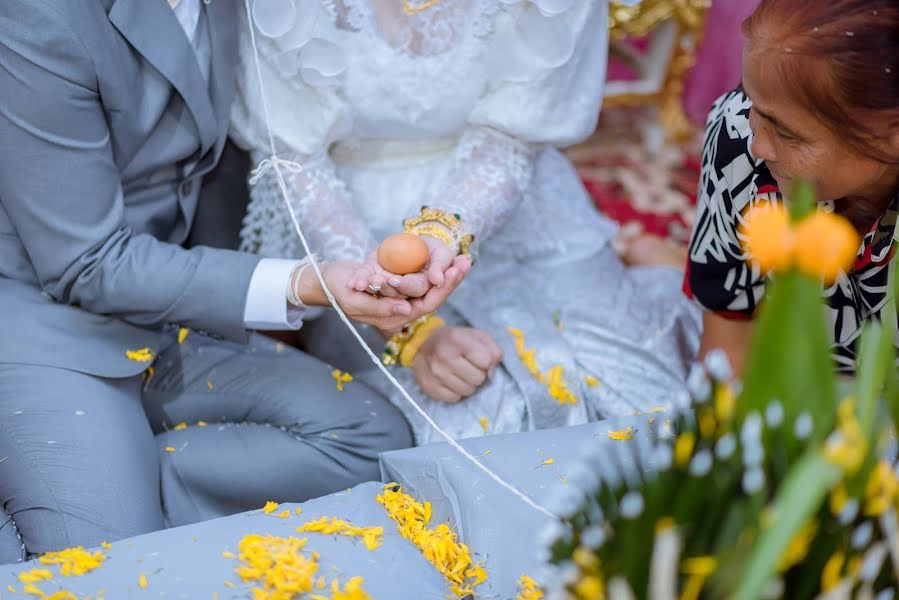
[300,260,468,331]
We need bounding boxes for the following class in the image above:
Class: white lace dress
[230,0,701,444]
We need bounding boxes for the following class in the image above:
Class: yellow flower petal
[794,212,859,284]
[164,446,176,453]
[197,421,207,427]
[276,510,290,519]
[478,417,489,433]
[262,501,279,514]
[739,201,794,273]
[584,376,599,388]
[177,327,189,345]
[173,422,188,431]
[607,426,635,441]
[138,573,148,589]
[100,541,112,551]
[126,348,154,363]
[222,551,235,559]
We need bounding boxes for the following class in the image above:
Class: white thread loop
[240,0,559,522]
[249,154,304,185]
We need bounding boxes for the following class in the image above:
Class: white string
[241,0,558,522]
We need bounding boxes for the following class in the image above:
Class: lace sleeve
[422,127,536,255]
[241,152,378,263]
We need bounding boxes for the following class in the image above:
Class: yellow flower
[713,385,735,422]
[138,573,148,589]
[829,483,849,516]
[864,460,899,516]
[22,584,44,597]
[516,575,544,600]
[44,591,78,600]
[38,546,106,576]
[18,569,53,584]
[698,409,716,439]
[793,212,859,283]
[296,517,384,551]
[295,507,303,516]
[777,520,818,572]
[332,369,353,392]
[573,575,604,599]
[674,432,695,468]
[125,348,154,363]
[234,534,318,596]
[821,551,845,592]
[479,417,489,433]
[177,327,189,345]
[376,484,487,598]
[739,202,795,272]
[276,510,290,519]
[679,557,717,600]
[262,501,279,514]
[330,576,372,600]
[508,328,578,405]
[607,426,635,441]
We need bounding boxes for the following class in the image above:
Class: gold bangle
[382,314,444,367]
[399,315,445,367]
[403,206,475,261]
[410,223,455,251]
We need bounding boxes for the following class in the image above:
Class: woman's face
[742,45,899,204]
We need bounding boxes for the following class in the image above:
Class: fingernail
[389,278,401,287]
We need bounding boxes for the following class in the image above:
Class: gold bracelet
[382,314,444,367]
[403,206,474,261]
[410,223,455,250]
[399,315,445,367]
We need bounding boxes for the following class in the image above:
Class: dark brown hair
[743,0,899,164]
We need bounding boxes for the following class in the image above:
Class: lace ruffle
[250,0,347,87]
[485,0,578,83]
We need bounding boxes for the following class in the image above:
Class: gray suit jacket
[0,0,262,377]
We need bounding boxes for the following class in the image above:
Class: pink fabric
[683,0,761,124]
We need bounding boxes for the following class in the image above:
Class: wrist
[296,261,329,307]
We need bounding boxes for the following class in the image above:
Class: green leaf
[731,451,841,600]
[740,271,836,441]
[854,321,895,439]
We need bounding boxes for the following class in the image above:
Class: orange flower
[793,212,859,283]
[739,202,794,272]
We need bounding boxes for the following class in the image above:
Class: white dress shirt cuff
[243,258,305,330]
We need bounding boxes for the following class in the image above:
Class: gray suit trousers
[0,331,412,564]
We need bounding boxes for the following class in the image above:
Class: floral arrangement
[544,182,899,599]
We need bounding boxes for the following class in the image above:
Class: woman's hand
[411,326,503,403]
[299,260,469,332]
[348,235,469,299]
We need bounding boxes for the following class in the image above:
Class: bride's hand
[411,326,503,403]
[348,236,471,299]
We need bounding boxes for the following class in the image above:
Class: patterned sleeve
[685,88,780,320]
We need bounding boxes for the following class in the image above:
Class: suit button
[180,180,193,196]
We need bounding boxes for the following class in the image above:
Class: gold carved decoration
[605,0,711,142]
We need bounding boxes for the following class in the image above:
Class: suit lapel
[109,0,218,155]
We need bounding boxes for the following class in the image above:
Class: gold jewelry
[402,0,440,16]
[403,206,474,260]
[382,314,445,367]
[399,315,445,367]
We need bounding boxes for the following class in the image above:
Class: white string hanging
[240,0,559,522]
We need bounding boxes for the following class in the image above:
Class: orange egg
[377,233,429,275]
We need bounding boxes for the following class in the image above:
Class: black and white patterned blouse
[685,88,899,374]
